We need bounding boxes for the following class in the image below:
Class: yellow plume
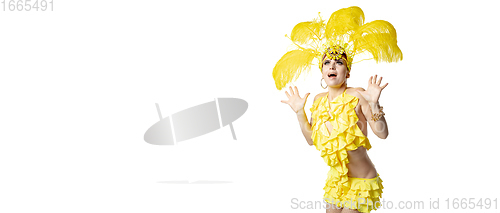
[272,6,402,90]
[272,49,317,90]
[291,20,325,45]
[352,20,403,63]
[326,6,364,40]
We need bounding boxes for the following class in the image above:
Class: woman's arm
[359,94,389,139]
[281,86,315,146]
[355,75,389,139]
[296,108,314,146]
[295,93,323,146]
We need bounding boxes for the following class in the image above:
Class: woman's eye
[337,61,343,65]
[323,61,330,65]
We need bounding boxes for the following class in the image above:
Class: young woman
[281,56,388,213]
[273,6,401,213]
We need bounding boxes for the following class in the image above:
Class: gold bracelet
[371,106,385,121]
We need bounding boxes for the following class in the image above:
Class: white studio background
[0,0,499,212]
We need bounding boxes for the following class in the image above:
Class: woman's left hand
[357,75,388,104]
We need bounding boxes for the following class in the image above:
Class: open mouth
[328,73,337,78]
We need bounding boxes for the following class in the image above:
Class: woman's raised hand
[357,75,388,104]
[281,86,310,113]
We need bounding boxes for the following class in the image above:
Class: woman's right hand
[281,86,310,114]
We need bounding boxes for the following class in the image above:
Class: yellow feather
[352,20,403,63]
[291,21,324,45]
[272,49,317,90]
[325,6,364,40]
[272,6,403,91]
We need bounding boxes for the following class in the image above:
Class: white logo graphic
[144,98,248,145]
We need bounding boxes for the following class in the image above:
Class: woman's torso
[320,87,378,179]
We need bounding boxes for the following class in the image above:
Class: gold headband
[321,44,352,71]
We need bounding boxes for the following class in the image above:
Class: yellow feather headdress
[272,6,403,90]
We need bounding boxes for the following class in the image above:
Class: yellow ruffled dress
[310,89,384,213]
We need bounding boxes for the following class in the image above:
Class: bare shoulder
[313,92,328,102]
[351,87,365,92]
[346,87,367,103]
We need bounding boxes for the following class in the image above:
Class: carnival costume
[272,6,402,213]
